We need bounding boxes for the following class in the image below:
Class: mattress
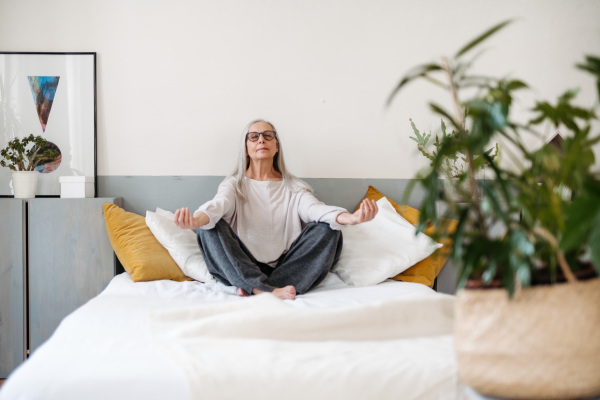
[0,272,461,400]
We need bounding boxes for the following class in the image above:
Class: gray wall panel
[97,176,223,216]
[97,176,426,216]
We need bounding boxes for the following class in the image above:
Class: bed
[0,186,462,400]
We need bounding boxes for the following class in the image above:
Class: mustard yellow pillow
[356,186,457,288]
[103,203,191,282]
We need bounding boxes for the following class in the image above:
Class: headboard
[97,176,425,216]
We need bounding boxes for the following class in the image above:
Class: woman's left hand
[336,199,378,226]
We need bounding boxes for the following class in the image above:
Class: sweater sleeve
[296,191,348,230]
[194,178,238,230]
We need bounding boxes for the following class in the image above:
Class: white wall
[1,0,599,178]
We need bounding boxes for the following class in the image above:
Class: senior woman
[174,119,377,300]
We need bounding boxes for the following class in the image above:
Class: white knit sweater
[195,177,347,266]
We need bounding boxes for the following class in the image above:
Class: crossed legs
[196,220,343,300]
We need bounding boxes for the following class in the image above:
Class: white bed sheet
[0,273,460,400]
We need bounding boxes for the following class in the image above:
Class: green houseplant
[389,20,600,399]
[1,134,58,198]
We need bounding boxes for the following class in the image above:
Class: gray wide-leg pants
[196,220,343,295]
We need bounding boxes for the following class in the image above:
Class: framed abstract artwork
[0,52,96,196]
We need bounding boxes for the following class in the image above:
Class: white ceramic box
[59,176,95,198]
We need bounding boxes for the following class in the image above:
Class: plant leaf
[589,216,600,274]
[455,20,513,58]
[560,194,600,252]
[517,264,532,287]
[429,103,459,130]
[506,79,528,91]
[480,180,510,223]
[386,63,443,107]
[576,55,600,100]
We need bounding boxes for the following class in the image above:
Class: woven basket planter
[454,277,600,399]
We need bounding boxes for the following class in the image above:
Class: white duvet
[0,273,461,400]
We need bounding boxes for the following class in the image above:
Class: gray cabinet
[0,197,121,378]
[0,200,27,378]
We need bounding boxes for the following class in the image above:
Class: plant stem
[532,226,577,283]
[442,56,485,233]
[442,57,465,133]
[29,146,42,171]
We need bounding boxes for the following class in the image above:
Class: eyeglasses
[246,130,277,142]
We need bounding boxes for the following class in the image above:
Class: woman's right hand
[174,208,208,230]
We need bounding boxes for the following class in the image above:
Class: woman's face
[246,121,279,162]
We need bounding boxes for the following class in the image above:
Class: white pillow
[145,208,215,283]
[334,197,443,286]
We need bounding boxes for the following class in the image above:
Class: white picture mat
[0,53,95,196]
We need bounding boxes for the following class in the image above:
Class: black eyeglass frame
[246,130,277,142]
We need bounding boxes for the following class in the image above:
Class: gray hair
[228,119,313,200]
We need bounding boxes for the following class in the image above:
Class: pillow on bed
[334,197,443,286]
[358,186,458,287]
[103,203,191,282]
[145,209,214,283]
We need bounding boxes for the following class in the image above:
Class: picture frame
[0,52,96,197]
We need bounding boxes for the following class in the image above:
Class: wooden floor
[0,379,5,388]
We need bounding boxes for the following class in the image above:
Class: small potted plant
[0,134,58,198]
[389,20,600,399]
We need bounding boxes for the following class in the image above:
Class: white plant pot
[12,171,39,199]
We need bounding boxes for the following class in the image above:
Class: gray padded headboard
[97,176,425,216]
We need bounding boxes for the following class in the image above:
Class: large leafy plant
[389,20,600,294]
[1,134,57,171]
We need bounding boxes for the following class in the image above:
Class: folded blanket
[149,291,454,341]
[147,291,457,400]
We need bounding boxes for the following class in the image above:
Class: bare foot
[236,288,250,297]
[250,286,296,300]
[271,285,296,300]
